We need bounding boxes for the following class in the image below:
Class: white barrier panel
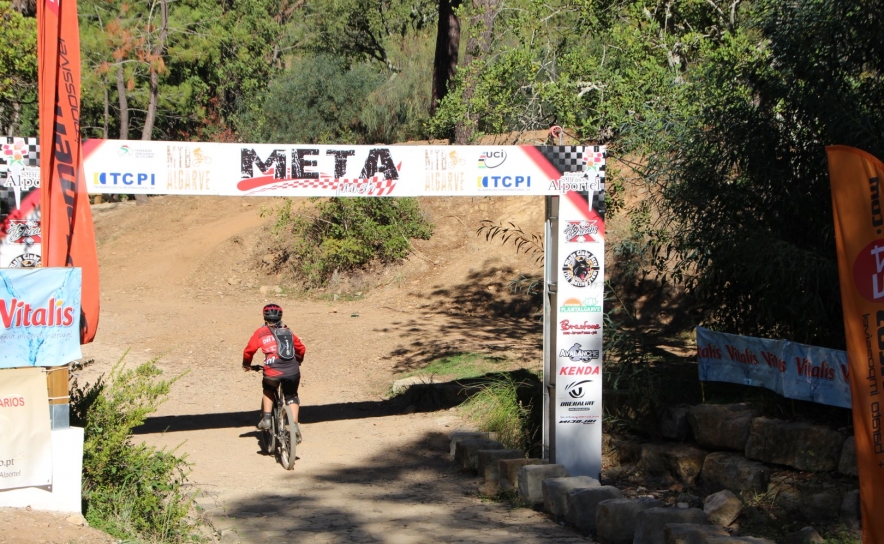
[0,368,52,490]
[0,427,83,512]
[554,190,605,478]
[82,140,606,197]
[696,327,851,409]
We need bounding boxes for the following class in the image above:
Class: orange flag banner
[37,0,100,343]
[827,145,884,543]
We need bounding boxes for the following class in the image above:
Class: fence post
[46,365,70,429]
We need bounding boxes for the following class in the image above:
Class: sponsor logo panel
[6,220,40,244]
[561,250,600,287]
[563,220,599,243]
[559,297,602,313]
[478,150,507,169]
[560,319,601,336]
[8,253,40,268]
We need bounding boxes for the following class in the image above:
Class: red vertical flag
[827,145,884,543]
[37,0,100,343]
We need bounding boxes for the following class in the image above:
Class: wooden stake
[46,365,69,405]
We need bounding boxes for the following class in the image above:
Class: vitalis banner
[696,327,850,409]
[82,140,606,197]
[0,268,83,369]
[554,188,606,479]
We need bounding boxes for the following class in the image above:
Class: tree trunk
[140,0,168,143]
[431,0,462,115]
[137,0,168,206]
[453,0,499,144]
[116,63,129,139]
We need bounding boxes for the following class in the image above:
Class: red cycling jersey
[242,324,306,378]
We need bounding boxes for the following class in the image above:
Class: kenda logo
[1,298,75,328]
[93,172,157,186]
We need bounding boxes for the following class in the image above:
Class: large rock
[641,443,708,486]
[542,476,600,520]
[519,465,568,506]
[449,431,492,458]
[453,438,504,472]
[477,449,523,482]
[664,523,729,544]
[518,464,568,506]
[660,404,693,441]
[634,507,709,544]
[701,452,770,494]
[563,485,622,535]
[391,375,434,395]
[744,418,844,472]
[706,539,776,544]
[703,489,742,527]
[499,458,546,492]
[785,527,825,544]
[595,497,662,544]
[838,436,857,476]
[767,471,846,521]
[840,489,860,529]
[688,403,755,451]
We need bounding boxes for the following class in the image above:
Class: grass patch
[459,372,541,452]
[404,353,508,380]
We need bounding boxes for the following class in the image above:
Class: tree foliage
[0,1,37,135]
[626,0,884,348]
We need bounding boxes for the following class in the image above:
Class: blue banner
[697,327,851,409]
[0,268,82,368]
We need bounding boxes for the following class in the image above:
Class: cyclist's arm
[293,334,306,363]
[242,329,261,369]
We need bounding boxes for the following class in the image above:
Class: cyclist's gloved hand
[242,363,251,372]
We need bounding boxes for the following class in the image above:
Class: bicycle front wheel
[278,405,298,470]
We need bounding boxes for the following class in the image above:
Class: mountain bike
[249,365,301,470]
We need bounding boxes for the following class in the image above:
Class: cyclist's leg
[280,375,301,423]
[259,377,279,429]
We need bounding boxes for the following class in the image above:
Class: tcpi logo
[93,172,156,186]
[478,150,507,168]
[477,175,531,190]
[1,297,75,328]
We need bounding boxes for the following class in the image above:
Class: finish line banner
[82,140,606,197]
[696,327,850,409]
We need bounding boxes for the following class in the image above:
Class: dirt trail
[61,195,591,543]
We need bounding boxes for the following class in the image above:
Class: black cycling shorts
[262,375,301,405]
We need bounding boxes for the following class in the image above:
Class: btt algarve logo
[562,250,600,287]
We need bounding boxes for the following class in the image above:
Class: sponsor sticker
[562,250,600,287]
[8,253,40,268]
[5,220,41,244]
[559,297,602,313]
[560,319,601,336]
[559,342,599,363]
[563,220,599,243]
[478,150,507,169]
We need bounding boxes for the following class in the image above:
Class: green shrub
[267,197,434,288]
[70,358,196,542]
[459,374,536,451]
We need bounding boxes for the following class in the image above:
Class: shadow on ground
[380,266,544,374]
[208,429,588,544]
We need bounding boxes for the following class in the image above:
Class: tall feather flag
[37,0,100,343]
[827,145,884,543]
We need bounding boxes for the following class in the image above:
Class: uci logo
[479,151,507,168]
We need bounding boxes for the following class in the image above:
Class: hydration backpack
[269,325,296,361]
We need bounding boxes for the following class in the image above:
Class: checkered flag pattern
[1,137,40,217]
[249,177,398,196]
[536,146,585,174]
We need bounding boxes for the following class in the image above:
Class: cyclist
[242,303,306,431]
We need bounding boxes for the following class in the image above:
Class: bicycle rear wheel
[277,405,298,470]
